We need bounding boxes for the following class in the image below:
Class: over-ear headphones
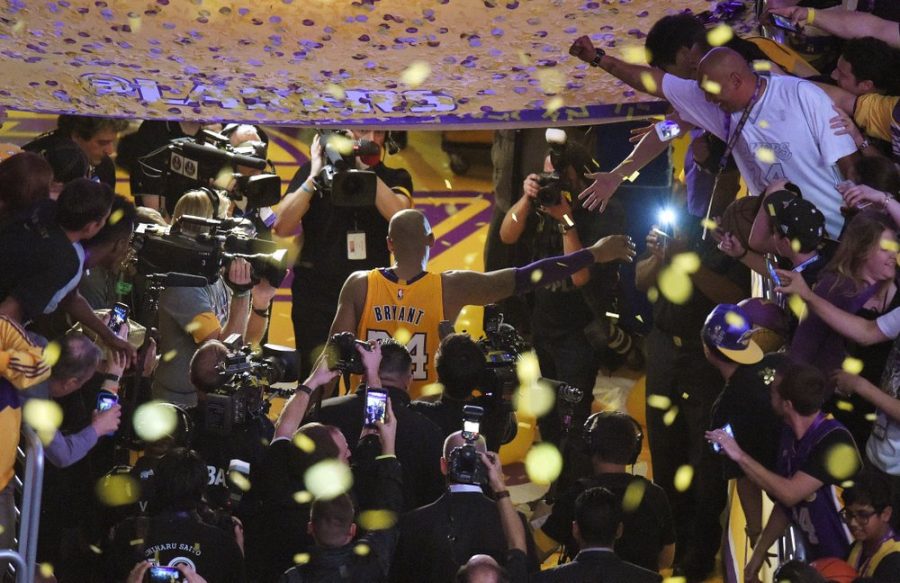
[197,186,222,218]
[385,131,405,156]
[583,411,644,466]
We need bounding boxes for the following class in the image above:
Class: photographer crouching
[150,190,277,408]
[499,130,631,447]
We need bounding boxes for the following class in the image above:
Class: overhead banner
[0,0,753,127]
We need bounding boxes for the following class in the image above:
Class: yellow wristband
[807,7,816,25]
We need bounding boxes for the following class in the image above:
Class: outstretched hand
[578,172,623,213]
[589,235,636,264]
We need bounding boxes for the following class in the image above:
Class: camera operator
[186,339,275,513]
[411,333,513,453]
[152,191,276,407]
[24,114,129,188]
[278,397,402,583]
[105,447,246,583]
[317,337,445,511]
[274,130,413,379]
[390,431,538,583]
[499,133,628,446]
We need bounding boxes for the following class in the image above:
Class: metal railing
[3,425,44,583]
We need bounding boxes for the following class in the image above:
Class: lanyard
[792,254,820,273]
[856,528,897,575]
[719,74,764,173]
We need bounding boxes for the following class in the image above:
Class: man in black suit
[389,431,536,583]
[316,339,445,510]
[535,487,661,583]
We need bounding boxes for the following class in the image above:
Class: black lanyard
[719,74,764,173]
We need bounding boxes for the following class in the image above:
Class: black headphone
[582,411,644,466]
[196,186,222,218]
[385,131,404,156]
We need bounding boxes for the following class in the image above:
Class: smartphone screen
[771,14,800,33]
[147,566,184,583]
[711,423,734,453]
[766,258,782,286]
[96,391,118,412]
[364,389,388,426]
[108,303,129,334]
[654,120,681,142]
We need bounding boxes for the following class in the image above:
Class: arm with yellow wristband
[769,6,900,47]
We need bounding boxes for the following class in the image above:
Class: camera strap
[702,74,764,240]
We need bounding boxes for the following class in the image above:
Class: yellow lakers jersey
[358,269,444,399]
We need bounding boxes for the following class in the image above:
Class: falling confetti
[787,294,808,321]
[354,543,371,556]
[133,401,178,442]
[701,78,721,95]
[304,459,353,500]
[42,341,61,368]
[293,433,316,453]
[791,238,802,253]
[516,380,555,418]
[358,510,398,530]
[639,72,657,94]
[706,24,733,47]
[162,349,178,362]
[326,83,346,100]
[842,357,863,375]
[724,310,745,328]
[663,406,678,427]
[672,252,700,274]
[108,209,124,225]
[293,490,313,504]
[229,471,251,492]
[184,320,202,334]
[825,442,859,480]
[530,270,543,283]
[880,238,899,252]
[516,351,541,384]
[293,553,311,565]
[835,400,854,412]
[546,96,564,114]
[752,61,772,72]
[647,395,671,410]
[525,443,563,485]
[622,45,650,64]
[394,327,412,345]
[23,399,63,438]
[674,465,694,492]
[755,146,776,164]
[658,266,692,305]
[647,287,659,303]
[401,61,432,88]
[758,120,769,129]
[622,478,647,512]
[701,218,718,231]
[95,474,140,506]
[420,382,445,397]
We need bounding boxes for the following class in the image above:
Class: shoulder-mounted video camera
[477,305,531,404]
[203,335,298,435]
[132,215,288,286]
[325,331,372,375]
[137,129,282,211]
[315,131,380,208]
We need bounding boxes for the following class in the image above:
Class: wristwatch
[101,372,121,383]
[590,48,606,67]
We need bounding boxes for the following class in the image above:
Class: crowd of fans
[1,3,900,583]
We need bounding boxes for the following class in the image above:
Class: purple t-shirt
[776,414,859,560]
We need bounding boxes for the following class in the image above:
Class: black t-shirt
[0,202,79,321]
[651,222,750,340]
[107,512,245,583]
[189,408,275,512]
[286,161,413,296]
[541,473,675,572]
[710,354,784,479]
[117,120,196,211]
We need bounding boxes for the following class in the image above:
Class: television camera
[203,335,298,435]
[137,129,282,211]
[132,214,288,287]
[314,130,381,208]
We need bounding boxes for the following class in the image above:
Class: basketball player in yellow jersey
[331,209,636,396]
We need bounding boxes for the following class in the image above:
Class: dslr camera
[447,405,487,485]
[203,335,297,435]
[326,331,372,375]
[132,215,288,286]
[315,131,380,208]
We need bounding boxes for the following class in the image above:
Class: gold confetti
[647,395,672,410]
[358,510,398,530]
[622,45,650,64]
[701,78,721,95]
[444,179,453,189]
[354,543,371,556]
[293,553,311,565]
[788,294,808,321]
[639,72,657,94]
[95,474,140,506]
[511,213,519,223]
[89,544,102,555]
[622,479,647,512]
[517,51,532,66]
[525,443,563,485]
[184,320,202,334]
[647,287,659,303]
[841,480,855,489]
[293,490,313,504]
[133,401,178,442]
[162,349,178,362]
[23,399,63,438]
[42,341,61,368]
[752,61,772,72]
[293,433,316,453]
[304,459,353,500]
[546,96,564,114]
[701,218,718,231]
[328,134,355,156]
[707,24,734,47]
[663,406,679,427]
[39,563,54,578]
[672,252,700,274]
[825,443,858,480]
[516,351,541,384]
[229,471,251,492]
[835,400,854,412]
[755,146,776,164]
[530,269,543,283]
[128,15,142,34]
[791,238,802,253]
[865,413,877,422]
[674,465,694,492]
[626,171,640,182]
[724,310,745,329]
[663,578,688,583]
[842,357,864,375]
[420,382,445,397]
[880,238,899,252]
[758,120,769,129]
[108,209,124,226]
[394,327,412,345]
[536,69,566,94]
[515,380,555,418]
[658,266,693,305]
[326,83,346,100]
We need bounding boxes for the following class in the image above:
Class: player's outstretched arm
[329,271,370,337]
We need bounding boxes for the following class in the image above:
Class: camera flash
[658,208,676,225]
[545,128,567,145]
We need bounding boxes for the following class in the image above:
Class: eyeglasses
[839,508,878,525]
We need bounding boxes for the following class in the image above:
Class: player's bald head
[697,47,759,113]
[388,209,433,261]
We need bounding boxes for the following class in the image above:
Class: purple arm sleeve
[514,249,594,294]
